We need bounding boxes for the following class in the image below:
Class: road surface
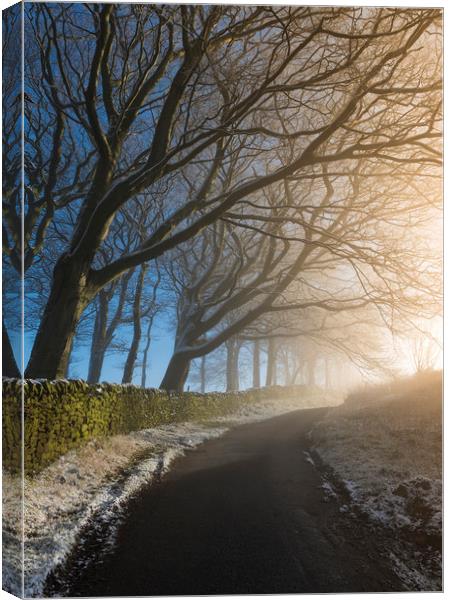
[47,407,404,595]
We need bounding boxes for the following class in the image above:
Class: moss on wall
[2,379,312,475]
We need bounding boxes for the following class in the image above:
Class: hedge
[2,379,315,475]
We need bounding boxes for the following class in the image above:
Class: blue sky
[21,313,175,388]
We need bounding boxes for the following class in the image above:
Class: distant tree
[87,272,133,383]
[121,265,161,384]
[140,307,161,389]
[265,337,278,387]
[225,337,243,392]
[187,349,227,393]
[410,335,441,373]
[252,339,261,389]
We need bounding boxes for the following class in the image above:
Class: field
[311,371,442,590]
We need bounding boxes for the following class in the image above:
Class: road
[48,407,404,596]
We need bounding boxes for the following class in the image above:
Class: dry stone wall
[2,379,314,474]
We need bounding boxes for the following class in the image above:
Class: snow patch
[303,451,315,467]
[321,479,337,499]
[342,478,359,499]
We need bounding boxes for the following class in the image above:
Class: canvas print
[2,2,442,597]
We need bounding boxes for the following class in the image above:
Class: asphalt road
[50,407,404,596]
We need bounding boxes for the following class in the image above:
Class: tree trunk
[122,266,145,384]
[252,339,260,388]
[265,337,276,386]
[87,339,107,384]
[88,273,133,383]
[290,362,301,385]
[200,355,206,393]
[160,353,191,392]
[226,338,240,392]
[226,341,235,392]
[324,357,330,390]
[87,292,109,383]
[64,336,76,379]
[25,256,93,379]
[140,318,153,388]
[282,350,291,385]
[307,356,316,386]
[3,319,20,378]
[299,362,306,385]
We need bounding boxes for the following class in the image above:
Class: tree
[122,266,146,384]
[187,347,228,392]
[225,337,243,392]
[140,304,161,388]
[120,264,160,384]
[3,6,22,376]
[159,149,441,391]
[252,340,261,388]
[410,334,441,373]
[265,337,277,387]
[87,271,133,383]
[9,5,440,380]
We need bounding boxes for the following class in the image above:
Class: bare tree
[252,340,261,388]
[122,266,147,384]
[87,271,133,383]
[225,337,242,392]
[159,153,441,391]
[140,304,161,389]
[410,335,441,373]
[265,337,277,387]
[187,347,227,392]
[3,6,22,377]
[9,6,439,380]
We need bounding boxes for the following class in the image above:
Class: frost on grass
[3,393,329,597]
[4,422,228,597]
[2,475,22,596]
[311,372,442,591]
[213,393,337,426]
[321,478,338,500]
[302,450,315,467]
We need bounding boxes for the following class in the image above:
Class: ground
[311,371,442,590]
[3,375,441,596]
[3,394,329,597]
[45,408,405,596]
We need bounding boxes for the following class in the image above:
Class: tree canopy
[2,4,442,387]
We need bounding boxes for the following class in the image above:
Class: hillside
[311,371,442,590]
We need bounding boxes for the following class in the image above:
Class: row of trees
[3,5,442,390]
[189,333,367,394]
